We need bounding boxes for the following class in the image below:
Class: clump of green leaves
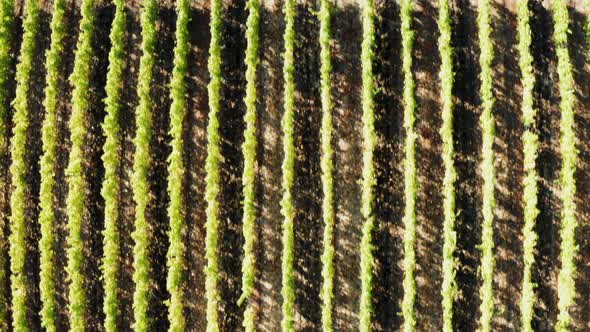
[65,0,97,329]
[552,0,578,330]
[205,0,222,331]
[437,0,457,330]
[318,0,334,331]
[131,0,157,330]
[38,0,68,329]
[238,0,260,331]
[280,0,296,330]
[516,0,538,330]
[100,0,126,330]
[8,0,40,329]
[165,0,190,329]
[358,0,376,330]
[476,0,496,330]
[0,0,14,328]
[400,0,417,330]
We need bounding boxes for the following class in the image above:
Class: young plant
[516,0,539,330]
[165,0,190,329]
[476,0,496,330]
[100,0,126,330]
[280,0,296,330]
[358,0,376,330]
[8,0,40,329]
[400,0,417,330]
[437,0,457,330]
[318,0,334,331]
[131,0,157,330]
[0,0,14,328]
[238,0,260,331]
[65,0,97,329]
[552,0,578,330]
[38,0,68,329]
[205,0,222,330]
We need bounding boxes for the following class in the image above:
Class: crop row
[131,0,157,330]
[358,0,376,330]
[280,0,296,331]
[165,0,189,329]
[517,0,539,330]
[238,0,260,331]
[100,0,126,330]
[0,0,13,329]
[437,0,457,330]
[553,0,578,330]
[400,0,417,330]
[9,0,40,329]
[476,0,496,330]
[38,0,67,330]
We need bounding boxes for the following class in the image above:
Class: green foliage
[516,0,538,330]
[65,0,97,329]
[165,0,190,329]
[318,0,334,331]
[8,0,40,329]
[552,0,578,330]
[280,0,296,330]
[358,0,376,330]
[205,0,222,331]
[100,0,126,330]
[38,0,67,329]
[476,0,496,330]
[437,0,457,330]
[0,0,14,328]
[131,0,157,330]
[238,0,260,330]
[400,0,417,330]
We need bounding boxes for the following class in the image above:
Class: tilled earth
[1,0,590,331]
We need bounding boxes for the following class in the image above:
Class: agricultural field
[1,0,590,331]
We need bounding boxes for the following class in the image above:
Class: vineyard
[1,0,590,331]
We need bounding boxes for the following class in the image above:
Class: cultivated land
[0,0,590,331]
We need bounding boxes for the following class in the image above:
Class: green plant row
[131,0,157,330]
[476,0,496,330]
[38,0,67,330]
[65,0,97,329]
[400,0,417,330]
[437,0,457,330]
[205,0,222,331]
[552,0,578,330]
[9,0,40,330]
[280,0,296,330]
[100,0,126,330]
[358,0,376,330]
[318,0,334,331]
[0,0,14,328]
[516,0,538,330]
[165,0,190,329]
[238,0,260,330]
